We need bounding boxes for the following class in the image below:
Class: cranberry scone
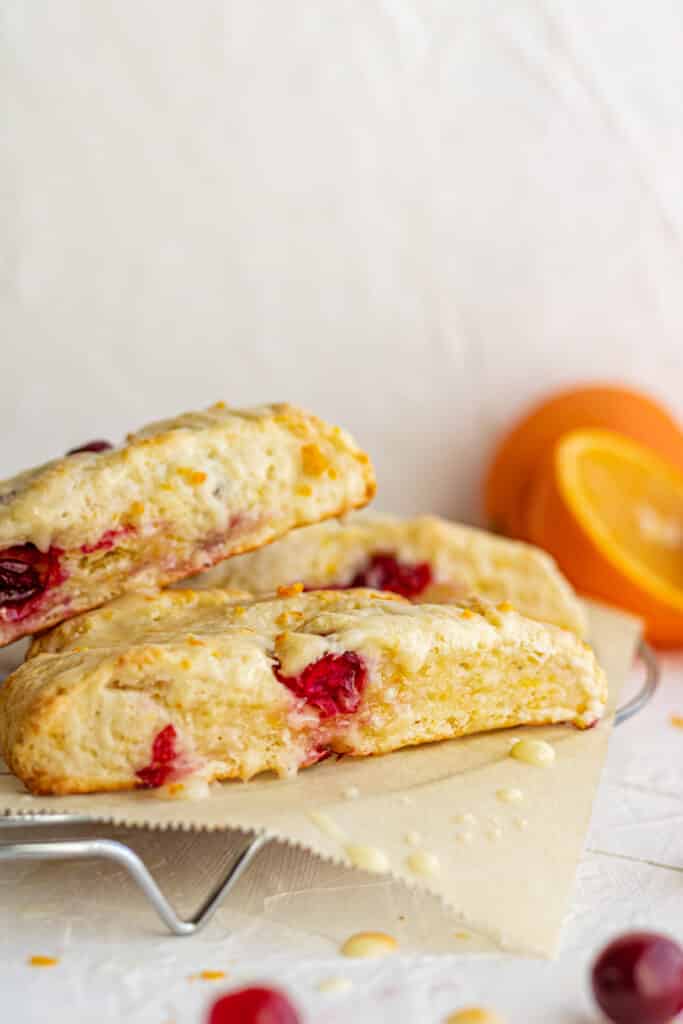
[185,514,587,635]
[0,403,375,647]
[3,588,607,795]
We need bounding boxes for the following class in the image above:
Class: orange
[526,428,683,647]
[484,384,683,540]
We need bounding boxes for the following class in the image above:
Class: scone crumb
[301,443,329,476]
[445,1009,505,1024]
[189,969,226,982]
[277,582,305,597]
[28,956,59,968]
[340,931,398,958]
[211,401,227,410]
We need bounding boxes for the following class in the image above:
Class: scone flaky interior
[2,589,607,796]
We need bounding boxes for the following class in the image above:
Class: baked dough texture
[0,403,375,646]
[3,588,607,795]
[185,514,587,635]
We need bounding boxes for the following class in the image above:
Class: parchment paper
[0,601,641,956]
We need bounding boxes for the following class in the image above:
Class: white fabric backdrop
[3,0,683,523]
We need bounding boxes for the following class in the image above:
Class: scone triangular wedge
[3,589,607,796]
[0,403,375,646]
[185,514,587,636]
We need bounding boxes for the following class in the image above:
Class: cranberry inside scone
[0,403,375,646]
[2,589,606,796]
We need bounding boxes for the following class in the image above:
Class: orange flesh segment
[558,429,683,609]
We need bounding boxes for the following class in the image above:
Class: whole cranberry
[207,986,301,1024]
[350,551,432,598]
[66,440,113,455]
[591,931,683,1024]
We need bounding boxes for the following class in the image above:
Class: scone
[186,514,587,635]
[3,589,607,795]
[0,403,375,647]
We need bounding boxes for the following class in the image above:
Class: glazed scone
[5,589,607,795]
[185,515,587,635]
[0,403,375,647]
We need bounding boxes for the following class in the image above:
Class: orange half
[526,428,683,648]
[484,384,683,540]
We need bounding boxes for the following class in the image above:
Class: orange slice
[526,428,683,648]
[484,384,683,540]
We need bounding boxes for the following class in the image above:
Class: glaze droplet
[316,976,353,993]
[406,850,441,876]
[344,844,390,874]
[309,810,347,842]
[340,931,398,958]
[496,786,524,804]
[509,738,555,766]
[454,811,477,825]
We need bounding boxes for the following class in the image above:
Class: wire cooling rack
[0,640,660,937]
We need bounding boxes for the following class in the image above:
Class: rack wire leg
[0,828,270,936]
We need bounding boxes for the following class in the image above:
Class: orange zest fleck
[177,467,207,486]
[671,714,683,729]
[277,582,305,598]
[189,969,226,982]
[301,443,329,476]
[28,956,59,968]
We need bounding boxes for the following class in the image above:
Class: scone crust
[4,589,607,796]
[0,403,375,551]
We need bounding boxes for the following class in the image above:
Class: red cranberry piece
[301,745,333,767]
[275,651,367,718]
[0,543,53,606]
[350,551,432,598]
[207,987,300,1024]
[67,440,113,455]
[0,543,65,617]
[136,725,178,789]
[0,556,42,604]
[591,932,683,1024]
